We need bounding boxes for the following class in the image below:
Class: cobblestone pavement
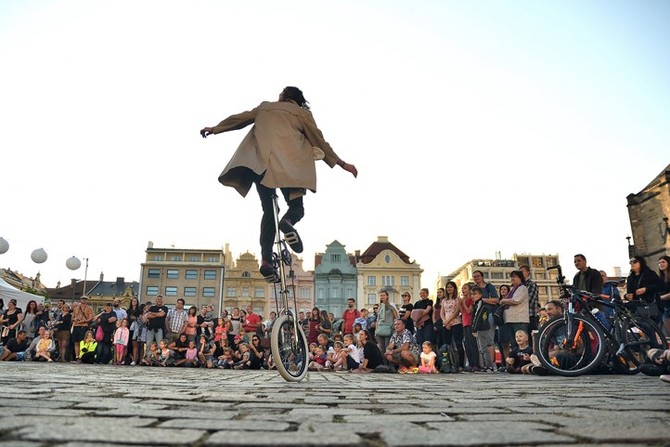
[0,362,668,446]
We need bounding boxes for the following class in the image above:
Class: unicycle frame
[269,193,308,382]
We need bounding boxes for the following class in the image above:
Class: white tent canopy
[0,277,45,311]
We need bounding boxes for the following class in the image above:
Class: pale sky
[1,0,669,290]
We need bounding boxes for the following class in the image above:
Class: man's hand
[200,127,214,138]
[341,162,358,178]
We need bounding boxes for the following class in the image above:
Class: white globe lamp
[31,248,48,264]
[66,256,82,271]
[0,237,8,254]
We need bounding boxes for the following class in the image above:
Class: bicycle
[534,265,666,376]
[265,193,309,382]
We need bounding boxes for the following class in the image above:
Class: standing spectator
[50,300,65,325]
[113,318,130,365]
[441,281,465,368]
[354,329,384,372]
[573,254,604,294]
[500,271,530,349]
[185,306,198,343]
[52,303,72,362]
[625,255,662,322]
[243,305,262,337]
[375,291,398,354]
[460,283,479,371]
[135,303,150,362]
[0,330,29,361]
[398,292,414,334]
[367,305,378,339]
[433,288,445,348]
[145,295,168,354]
[496,285,512,360]
[598,270,619,321]
[519,266,540,331]
[112,299,127,322]
[166,298,188,344]
[199,305,216,340]
[214,318,227,343]
[471,286,495,371]
[472,270,500,363]
[71,295,94,360]
[307,307,321,345]
[127,297,141,365]
[95,303,117,364]
[649,256,670,336]
[317,310,332,338]
[341,298,360,335]
[22,300,38,342]
[0,299,23,346]
[354,308,369,330]
[413,288,434,346]
[34,303,50,331]
[297,311,309,335]
[384,319,420,372]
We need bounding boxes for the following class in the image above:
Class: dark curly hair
[281,86,310,110]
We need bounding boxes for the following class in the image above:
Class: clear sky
[1,0,669,290]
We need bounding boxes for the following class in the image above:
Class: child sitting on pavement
[506,330,533,374]
[418,341,438,373]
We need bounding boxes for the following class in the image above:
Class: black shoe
[531,365,550,376]
[259,260,279,283]
[639,362,665,377]
[279,219,303,253]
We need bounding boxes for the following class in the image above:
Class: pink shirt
[114,327,129,346]
[461,297,474,327]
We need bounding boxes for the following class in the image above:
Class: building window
[384,255,391,264]
[317,288,325,300]
[254,287,264,298]
[381,276,395,286]
[483,272,490,279]
[546,257,557,267]
[204,270,217,280]
[242,271,251,278]
[170,256,182,262]
[367,293,377,305]
[491,272,504,279]
[517,257,530,267]
[532,257,544,268]
[331,253,341,263]
[207,257,218,262]
[147,269,160,279]
[184,287,196,297]
[367,276,377,286]
[331,287,340,299]
[167,269,179,279]
[400,276,409,287]
[153,255,164,261]
[226,287,236,297]
[241,287,250,297]
[146,286,159,296]
[165,286,177,296]
[185,270,198,280]
[203,287,215,297]
[188,256,200,262]
[300,287,311,299]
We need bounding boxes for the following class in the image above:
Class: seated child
[418,341,438,373]
[506,330,533,374]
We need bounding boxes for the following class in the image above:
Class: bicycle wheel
[535,315,607,376]
[271,314,308,382]
[612,316,666,374]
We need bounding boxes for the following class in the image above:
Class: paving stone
[15,426,207,445]
[206,430,363,445]
[158,419,290,431]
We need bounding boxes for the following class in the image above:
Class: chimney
[100,272,104,281]
[148,241,154,249]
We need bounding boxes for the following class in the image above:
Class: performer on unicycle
[200,86,358,278]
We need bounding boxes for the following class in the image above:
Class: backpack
[472,300,491,331]
[438,344,460,373]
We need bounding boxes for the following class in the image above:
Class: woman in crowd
[433,288,444,348]
[440,281,464,368]
[52,303,72,362]
[459,283,479,371]
[496,284,512,359]
[78,330,97,364]
[500,271,530,349]
[625,255,662,324]
[307,307,321,345]
[354,329,384,372]
[23,300,38,342]
[127,297,142,365]
[1,299,24,345]
[248,334,266,369]
[318,310,332,337]
[376,291,398,354]
[185,306,198,344]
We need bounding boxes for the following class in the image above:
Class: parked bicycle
[534,265,666,376]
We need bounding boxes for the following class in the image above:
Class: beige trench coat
[211,100,341,200]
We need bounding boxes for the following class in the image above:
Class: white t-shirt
[420,350,436,366]
[347,343,362,363]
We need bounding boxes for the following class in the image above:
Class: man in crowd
[166,298,188,344]
[384,319,420,372]
[145,295,168,355]
[71,295,94,360]
[341,298,360,335]
[573,254,603,294]
[0,330,30,361]
[519,265,540,331]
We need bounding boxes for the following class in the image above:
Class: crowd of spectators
[1,255,669,382]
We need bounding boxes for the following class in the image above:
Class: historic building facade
[314,240,357,317]
[627,163,670,265]
[356,236,423,310]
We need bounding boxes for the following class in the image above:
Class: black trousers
[255,182,304,262]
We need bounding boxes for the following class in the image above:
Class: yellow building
[356,236,423,310]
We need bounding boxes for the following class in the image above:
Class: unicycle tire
[271,314,309,382]
[535,315,607,376]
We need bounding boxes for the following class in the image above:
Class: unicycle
[266,193,309,382]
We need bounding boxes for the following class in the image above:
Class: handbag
[95,325,104,342]
[493,305,505,326]
[376,304,393,337]
[1,325,10,338]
